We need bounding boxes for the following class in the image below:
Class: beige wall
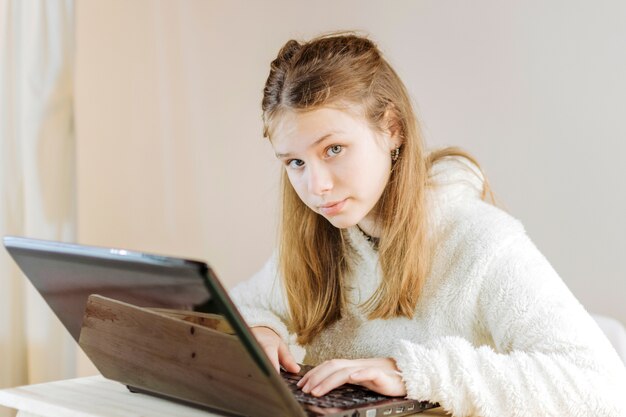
[76,0,626,330]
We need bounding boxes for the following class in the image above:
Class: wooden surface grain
[79,295,302,417]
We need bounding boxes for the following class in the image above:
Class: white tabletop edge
[0,375,215,417]
[0,376,106,417]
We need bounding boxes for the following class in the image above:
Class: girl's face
[271,107,399,232]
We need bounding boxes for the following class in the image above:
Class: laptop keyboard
[281,368,389,409]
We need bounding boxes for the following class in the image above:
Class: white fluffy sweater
[230,159,626,417]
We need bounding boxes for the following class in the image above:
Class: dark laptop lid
[2,236,272,376]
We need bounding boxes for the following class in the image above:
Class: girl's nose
[307,163,333,195]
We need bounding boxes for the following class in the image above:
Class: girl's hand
[296,358,406,397]
[251,326,300,374]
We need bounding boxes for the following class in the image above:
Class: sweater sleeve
[229,253,292,343]
[392,233,626,417]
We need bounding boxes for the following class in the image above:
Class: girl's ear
[382,105,403,149]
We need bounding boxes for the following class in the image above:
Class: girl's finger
[308,366,362,397]
[278,342,300,373]
[297,359,350,390]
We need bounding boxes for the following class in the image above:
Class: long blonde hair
[262,33,493,345]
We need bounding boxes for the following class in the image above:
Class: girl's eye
[287,159,305,169]
[327,145,343,157]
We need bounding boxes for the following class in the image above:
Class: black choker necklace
[356,225,380,247]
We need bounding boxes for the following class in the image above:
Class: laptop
[3,236,439,417]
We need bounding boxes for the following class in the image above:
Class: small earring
[391,147,401,162]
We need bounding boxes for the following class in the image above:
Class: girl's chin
[322,213,363,229]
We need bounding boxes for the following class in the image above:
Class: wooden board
[79,295,304,417]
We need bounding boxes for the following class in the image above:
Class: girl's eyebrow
[275,131,341,158]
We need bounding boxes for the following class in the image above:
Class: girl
[231,33,626,416]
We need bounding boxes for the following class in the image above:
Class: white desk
[0,376,449,417]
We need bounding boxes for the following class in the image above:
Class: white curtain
[0,1,76,414]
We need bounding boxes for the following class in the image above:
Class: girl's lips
[319,199,347,216]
